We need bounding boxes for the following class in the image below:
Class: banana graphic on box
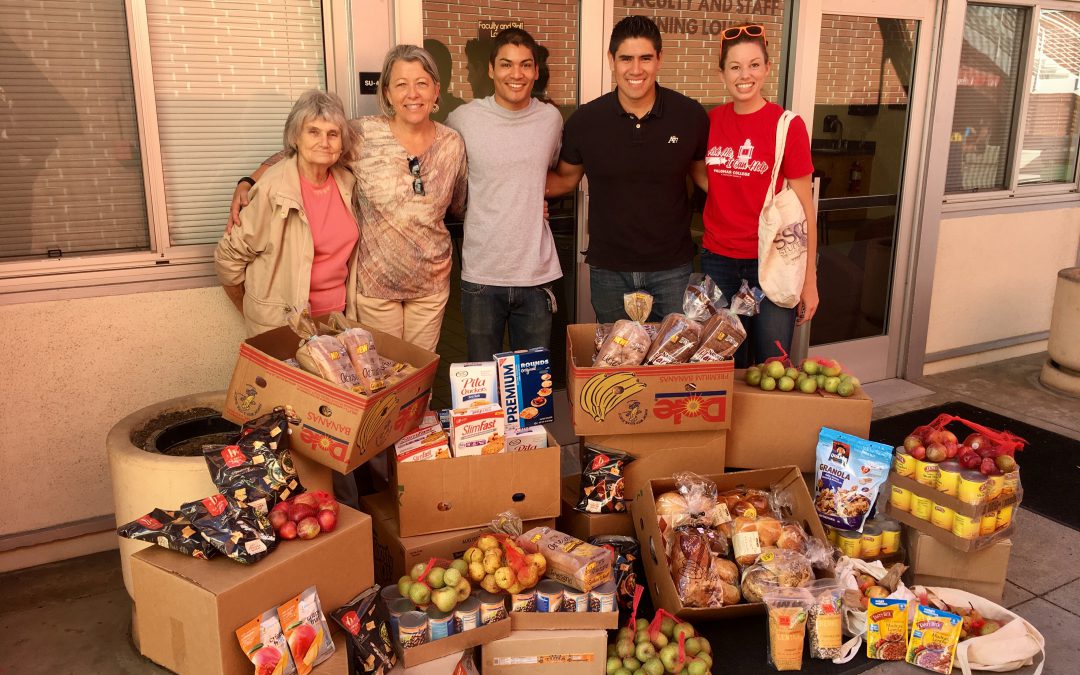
[358,393,399,451]
[579,372,646,422]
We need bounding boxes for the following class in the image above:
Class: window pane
[944,4,1026,194]
[0,1,149,262]
[1019,9,1080,185]
[146,0,326,246]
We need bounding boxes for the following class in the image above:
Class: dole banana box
[449,361,498,409]
[505,426,549,453]
[449,403,505,456]
[495,348,555,430]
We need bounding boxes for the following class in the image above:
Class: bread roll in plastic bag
[683,273,727,323]
[593,319,650,367]
[645,313,702,365]
[691,311,747,362]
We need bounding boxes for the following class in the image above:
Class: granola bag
[203,406,304,514]
[813,428,892,532]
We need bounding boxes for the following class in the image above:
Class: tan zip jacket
[215,158,358,336]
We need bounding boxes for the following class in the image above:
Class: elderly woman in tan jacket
[216,90,358,336]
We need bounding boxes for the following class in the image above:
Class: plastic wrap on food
[731,279,765,316]
[594,322,661,352]
[683,273,727,323]
[669,528,741,607]
[285,304,320,339]
[593,319,650,367]
[116,508,218,559]
[645,313,702,365]
[740,548,814,603]
[623,291,654,323]
[336,326,388,395]
[517,527,613,592]
[296,334,363,392]
[690,311,747,362]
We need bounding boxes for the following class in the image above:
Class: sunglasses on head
[722,24,767,43]
[408,156,424,196]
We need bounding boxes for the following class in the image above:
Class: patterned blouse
[349,116,468,300]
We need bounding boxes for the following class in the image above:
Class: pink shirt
[300,174,358,316]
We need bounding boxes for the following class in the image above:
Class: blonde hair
[379,44,441,117]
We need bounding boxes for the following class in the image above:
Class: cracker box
[448,361,499,409]
[449,403,505,456]
[394,424,451,463]
[495,348,555,430]
[505,426,549,453]
[421,410,439,429]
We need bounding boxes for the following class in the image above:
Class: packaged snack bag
[764,587,813,671]
[180,494,275,564]
[814,428,892,532]
[867,597,909,660]
[907,605,963,674]
[576,445,634,514]
[236,608,298,675]
[806,580,845,659]
[331,587,396,675]
[116,508,217,559]
[278,586,335,675]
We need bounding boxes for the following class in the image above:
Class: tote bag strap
[764,110,796,208]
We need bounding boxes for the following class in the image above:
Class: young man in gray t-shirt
[446,28,563,361]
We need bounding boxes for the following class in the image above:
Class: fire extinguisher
[848,160,863,193]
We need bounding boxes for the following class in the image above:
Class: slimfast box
[448,361,498,409]
[394,424,451,462]
[449,403,505,456]
[495,348,555,430]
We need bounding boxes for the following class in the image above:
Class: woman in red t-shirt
[693,26,819,367]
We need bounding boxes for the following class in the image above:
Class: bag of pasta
[645,313,702,365]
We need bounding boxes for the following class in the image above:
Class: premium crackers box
[495,348,555,430]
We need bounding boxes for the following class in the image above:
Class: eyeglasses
[408,156,424,196]
[722,24,766,43]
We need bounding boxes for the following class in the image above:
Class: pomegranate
[317,509,337,533]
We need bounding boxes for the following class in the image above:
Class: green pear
[409,562,427,581]
[642,657,665,675]
[607,656,623,675]
[623,657,641,671]
[397,575,412,598]
[635,640,656,662]
[745,367,762,386]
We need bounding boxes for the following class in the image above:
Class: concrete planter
[1041,267,1080,396]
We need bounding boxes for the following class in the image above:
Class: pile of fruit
[607,616,713,675]
[397,558,473,613]
[745,358,859,396]
[914,590,1007,640]
[463,534,547,595]
[268,491,338,540]
[854,573,891,610]
[902,429,1019,475]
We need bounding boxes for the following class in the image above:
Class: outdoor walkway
[1,352,1076,674]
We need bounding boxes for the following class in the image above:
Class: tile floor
[1,352,1076,674]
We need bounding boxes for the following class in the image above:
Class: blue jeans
[589,262,693,323]
[461,280,555,361]
[700,251,796,368]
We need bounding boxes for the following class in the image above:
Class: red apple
[290,503,316,523]
[945,443,959,459]
[979,457,998,475]
[925,442,948,463]
[856,573,876,594]
[960,452,981,470]
[270,500,290,514]
[315,495,339,515]
[910,444,927,460]
[292,493,320,510]
[903,435,923,453]
[297,516,321,540]
[977,446,996,459]
[940,430,958,446]
[317,509,337,533]
[269,510,289,532]
[279,520,298,540]
[924,429,943,445]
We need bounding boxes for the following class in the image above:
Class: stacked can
[880,519,901,554]
[860,523,883,558]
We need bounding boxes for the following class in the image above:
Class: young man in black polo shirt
[546,15,709,322]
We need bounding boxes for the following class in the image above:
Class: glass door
[791,0,936,382]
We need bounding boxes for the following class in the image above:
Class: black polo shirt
[560,85,708,272]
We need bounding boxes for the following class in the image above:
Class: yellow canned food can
[889,484,912,511]
[986,474,1004,501]
[952,513,980,539]
[880,520,901,554]
[837,530,862,558]
[911,495,933,521]
[914,459,940,488]
[980,510,998,536]
[930,503,955,530]
[958,470,989,505]
[893,449,914,477]
[861,523,883,557]
[996,504,1014,530]
[1002,470,1020,496]
[936,462,961,496]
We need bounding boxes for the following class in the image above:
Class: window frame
[942,0,1080,212]
[0,0,347,304]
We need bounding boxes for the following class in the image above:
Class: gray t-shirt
[447,96,563,287]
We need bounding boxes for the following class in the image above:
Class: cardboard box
[400,617,511,668]
[566,324,734,435]
[556,476,635,540]
[510,610,619,631]
[392,435,561,537]
[904,526,1012,603]
[630,467,829,620]
[483,629,608,674]
[131,506,374,675]
[724,377,873,472]
[884,471,1020,552]
[360,490,554,587]
[583,429,728,498]
[223,322,440,474]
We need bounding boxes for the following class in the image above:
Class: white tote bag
[757,110,808,309]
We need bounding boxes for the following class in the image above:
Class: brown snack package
[645,313,702,365]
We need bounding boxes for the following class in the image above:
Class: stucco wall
[926,207,1080,355]
[0,287,245,538]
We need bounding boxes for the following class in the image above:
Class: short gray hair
[378,44,441,117]
[282,89,356,165]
